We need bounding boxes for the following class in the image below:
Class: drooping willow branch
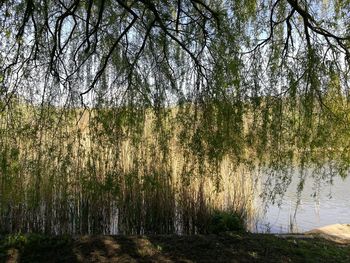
[0,0,349,109]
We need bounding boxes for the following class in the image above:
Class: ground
[306,224,350,244]
[1,233,350,262]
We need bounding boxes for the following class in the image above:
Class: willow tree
[0,0,349,233]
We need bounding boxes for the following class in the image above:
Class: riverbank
[306,224,350,244]
[1,233,349,262]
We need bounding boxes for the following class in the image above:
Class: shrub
[208,210,245,234]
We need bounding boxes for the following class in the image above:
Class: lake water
[257,171,350,233]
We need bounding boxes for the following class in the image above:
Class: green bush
[208,210,245,234]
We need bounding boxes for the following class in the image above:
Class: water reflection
[258,173,350,233]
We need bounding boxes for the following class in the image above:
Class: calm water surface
[258,173,350,233]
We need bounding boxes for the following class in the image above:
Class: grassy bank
[1,233,349,262]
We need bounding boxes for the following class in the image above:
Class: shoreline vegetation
[1,100,349,234]
[0,103,258,234]
[1,232,350,263]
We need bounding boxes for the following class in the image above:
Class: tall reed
[0,103,256,234]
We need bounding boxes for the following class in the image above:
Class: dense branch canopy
[0,0,348,105]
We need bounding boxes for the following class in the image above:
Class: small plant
[208,210,245,234]
[4,233,27,248]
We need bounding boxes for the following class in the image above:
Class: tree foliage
[0,0,348,105]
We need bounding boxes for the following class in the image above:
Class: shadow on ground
[1,233,350,262]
